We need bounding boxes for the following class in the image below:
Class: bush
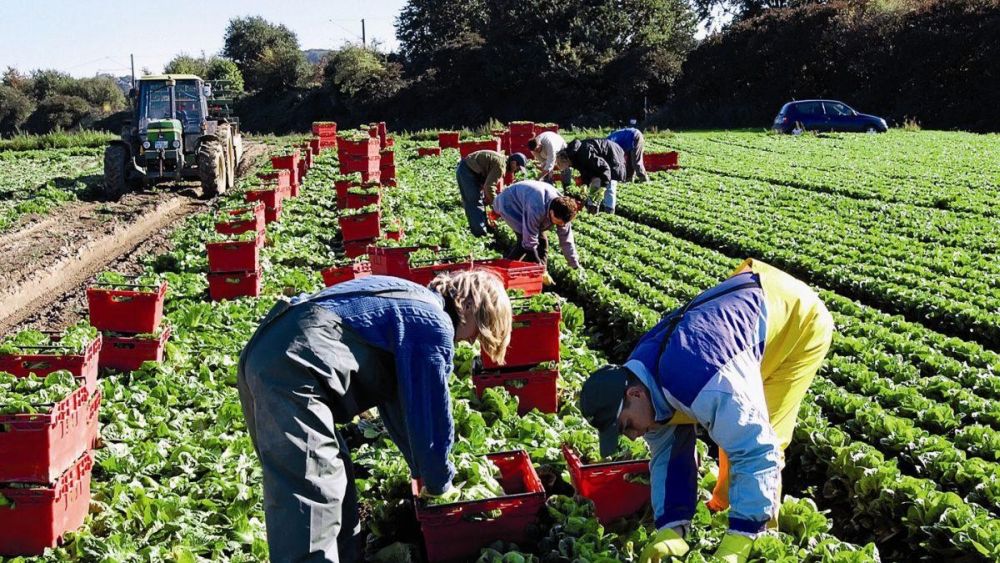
[26,95,93,132]
[0,85,35,135]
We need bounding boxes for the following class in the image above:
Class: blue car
[772,100,888,134]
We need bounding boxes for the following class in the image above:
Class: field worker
[579,258,834,563]
[237,272,513,563]
[608,127,650,182]
[457,150,529,237]
[493,180,581,278]
[526,131,569,186]
[556,138,626,214]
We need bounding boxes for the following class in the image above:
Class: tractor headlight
[172,140,181,149]
[142,141,151,149]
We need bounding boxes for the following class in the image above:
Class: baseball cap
[509,152,528,169]
[579,364,632,458]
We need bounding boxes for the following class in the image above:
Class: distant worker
[608,127,649,182]
[527,131,569,186]
[238,272,512,563]
[492,180,581,275]
[457,150,528,237]
[556,139,626,214]
[579,258,834,563]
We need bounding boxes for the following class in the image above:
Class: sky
[0,0,407,78]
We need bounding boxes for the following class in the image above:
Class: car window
[795,102,823,116]
[825,102,854,116]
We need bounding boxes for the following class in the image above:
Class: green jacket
[463,150,506,203]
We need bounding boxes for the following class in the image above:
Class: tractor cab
[134,76,207,175]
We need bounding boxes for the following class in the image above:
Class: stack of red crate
[458,137,502,158]
[474,298,561,414]
[270,149,301,202]
[379,148,395,186]
[249,170,291,222]
[0,332,102,555]
[338,135,381,183]
[206,203,265,300]
[508,122,536,155]
[438,131,460,149]
[312,121,337,153]
[87,275,170,372]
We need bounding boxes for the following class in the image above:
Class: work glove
[640,527,689,563]
[711,533,753,563]
[419,483,462,505]
[542,272,555,286]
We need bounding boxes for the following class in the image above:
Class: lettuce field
[1,128,998,562]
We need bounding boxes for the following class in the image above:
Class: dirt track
[0,141,268,336]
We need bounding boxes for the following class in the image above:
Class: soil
[0,141,269,336]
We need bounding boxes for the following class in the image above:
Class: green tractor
[102,74,242,199]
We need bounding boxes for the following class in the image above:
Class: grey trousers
[237,301,379,563]
[626,134,649,182]
[456,161,488,237]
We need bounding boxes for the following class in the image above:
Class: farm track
[0,141,268,336]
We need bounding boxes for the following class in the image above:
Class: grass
[0,130,117,152]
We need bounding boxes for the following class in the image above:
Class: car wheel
[866,127,877,134]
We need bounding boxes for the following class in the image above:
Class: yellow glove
[419,484,462,504]
[712,533,753,563]
[542,272,555,286]
[640,527,689,563]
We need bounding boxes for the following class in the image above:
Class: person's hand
[542,272,555,286]
[575,266,586,283]
[419,484,462,505]
[712,533,753,563]
[640,527,689,563]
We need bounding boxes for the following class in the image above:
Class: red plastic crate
[344,238,377,259]
[412,450,544,563]
[86,280,167,334]
[245,186,283,209]
[0,452,93,556]
[270,150,300,171]
[340,155,380,175]
[417,147,442,157]
[482,310,560,369]
[534,124,560,135]
[312,121,337,137]
[509,122,535,136]
[339,211,381,242]
[0,385,91,483]
[290,180,300,198]
[562,445,650,524]
[98,326,171,372]
[459,139,502,158]
[207,269,262,301]
[85,390,100,448]
[338,137,379,157]
[265,203,282,224]
[500,131,512,154]
[0,337,101,393]
[206,231,263,273]
[643,151,680,172]
[380,164,396,179]
[215,203,265,236]
[438,131,460,149]
[385,228,405,241]
[309,138,321,155]
[379,149,395,167]
[256,170,290,188]
[473,366,558,414]
[345,190,381,210]
[368,246,436,276]
[321,262,372,287]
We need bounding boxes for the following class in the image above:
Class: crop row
[0,146,103,232]
[613,173,1000,348]
[531,210,1000,559]
[647,132,999,215]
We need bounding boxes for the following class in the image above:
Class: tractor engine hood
[146,119,182,143]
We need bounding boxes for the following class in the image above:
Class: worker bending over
[457,149,528,236]
[492,180,581,275]
[580,259,834,563]
[556,138,626,214]
[237,272,512,562]
[608,127,649,182]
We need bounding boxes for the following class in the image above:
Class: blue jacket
[607,128,642,152]
[302,276,457,494]
[625,272,781,535]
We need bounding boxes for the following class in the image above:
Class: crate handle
[113,342,137,350]
[461,507,504,522]
[21,360,52,370]
[505,378,529,389]
[110,295,135,303]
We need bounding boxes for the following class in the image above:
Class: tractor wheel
[197,140,226,197]
[102,144,129,201]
